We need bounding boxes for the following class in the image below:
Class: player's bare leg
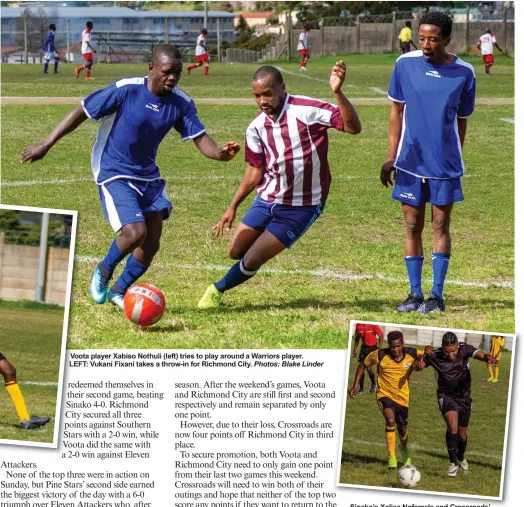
[397,203,425,311]
[443,410,460,476]
[228,223,264,260]
[187,61,203,74]
[108,212,163,308]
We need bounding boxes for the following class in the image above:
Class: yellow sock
[386,426,396,457]
[487,365,494,378]
[5,382,30,421]
[495,366,499,380]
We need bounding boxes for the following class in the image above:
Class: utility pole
[36,213,49,302]
[204,1,208,29]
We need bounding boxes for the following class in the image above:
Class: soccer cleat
[74,68,80,78]
[90,266,109,304]
[107,289,125,309]
[388,456,398,469]
[492,378,498,383]
[370,384,377,394]
[397,293,424,312]
[447,463,459,477]
[459,459,469,472]
[20,415,51,430]
[85,77,94,80]
[401,449,411,465]
[358,388,365,395]
[198,284,222,309]
[487,377,494,382]
[417,293,445,314]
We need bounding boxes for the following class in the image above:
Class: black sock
[446,432,458,464]
[458,437,467,461]
[359,375,364,390]
[369,373,376,387]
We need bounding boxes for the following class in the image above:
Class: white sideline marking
[2,172,514,188]
[345,437,502,460]
[276,66,358,88]
[368,87,388,95]
[20,381,58,386]
[499,118,515,124]
[76,256,513,290]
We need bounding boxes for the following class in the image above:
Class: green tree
[234,15,254,46]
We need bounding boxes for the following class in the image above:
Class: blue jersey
[44,30,55,52]
[388,50,476,179]
[81,77,206,184]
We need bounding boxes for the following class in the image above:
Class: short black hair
[49,24,56,31]
[442,332,458,346]
[387,331,404,344]
[304,23,310,30]
[86,21,93,29]
[405,21,412,28]
[487,28,492,34]
[152,44,182,65]
[201,28,208,35]
[253,65,283,85]
[419,11,453,38]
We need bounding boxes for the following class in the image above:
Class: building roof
[235,11,274,19]
[0,7,235,19]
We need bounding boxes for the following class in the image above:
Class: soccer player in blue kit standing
[43,24,59,74]
[381,11,476,314]
[21,44,240,308]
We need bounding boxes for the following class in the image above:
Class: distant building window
[153,17,165,25]
[123,18,140,25]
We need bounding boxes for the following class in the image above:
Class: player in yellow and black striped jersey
[349,331,424,469]
[0,351,51,430]
[487,335,505,383]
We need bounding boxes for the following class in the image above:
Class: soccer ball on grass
[123,283,165,326]
[398,465,421,488]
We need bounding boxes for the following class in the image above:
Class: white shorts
[44,51,59,61]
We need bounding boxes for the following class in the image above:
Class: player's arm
[348,362,366,398]
[381,101,404,187]
[413,349,428,371]
[212,164,265,236]
[495,42,503,52]
[20,106,88,163]
[330,61,361,134]
[410,37,417,49]
[457,118,467,148]
[352,334,360,358]
[473,350,498,365]
[193,134,240,161]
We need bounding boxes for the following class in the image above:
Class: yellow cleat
[198,284,222,309]
[402,449,411,466]
[487,377,494,382]
[492,378,498,383]
[74,68,80,79]
[388,456,398,469]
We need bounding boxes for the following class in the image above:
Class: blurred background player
[487,335,504,382]
[398,21,417,54]
[21,44,240,309]
[187,28,210,76]
[43,24,59,74]
[349,331,423,469]
[477,29,503,75]
[0,352,51,430]
[75,21,96,80]
[381,11,476,314]
[352,323,384,394]
[198,62,361,309]
[297,24,310,71]
[417,332,497,476]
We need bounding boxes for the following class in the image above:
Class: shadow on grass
[340,450,388,467]
[420,449,502,472]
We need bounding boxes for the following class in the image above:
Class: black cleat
[417,293,445,314]
[20,415,51,430]
[397,293,424,312]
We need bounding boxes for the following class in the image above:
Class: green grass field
[0,55,514,348]
[0,303,63,443]
[339,349,512,497]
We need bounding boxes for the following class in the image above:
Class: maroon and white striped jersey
[244,94,344,206]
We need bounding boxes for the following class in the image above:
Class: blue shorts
[99,178,172,232]
[392,170,464,206]
[240,196,325,248]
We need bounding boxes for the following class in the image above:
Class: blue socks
[405,256,424,298]
[54,60,59,73]
[431,252,450,298]
[214,258,259,293]
[44,62,49,74]
[112,254,149,294]
[99,240,127,280]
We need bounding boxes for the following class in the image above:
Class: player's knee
[405,217,422,237]
[432,217,450,236]
[121,223,147,248]
[2,363,16,383]
[228,243,244,260]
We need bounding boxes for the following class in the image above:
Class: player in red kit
[187,28,210,77]
[297,24,310,71]
[352,323,384,394]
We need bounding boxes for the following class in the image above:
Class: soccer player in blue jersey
[21,44,240,308]
[43,24,59,74]
[381,11,476,314]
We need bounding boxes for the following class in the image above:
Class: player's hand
[330,60,346,94]
[423,345,433,355]
[348,387,358,398]
[413,359,425,371]
[20,142,49,164]
[213,207,236,236]
[380,160,396,188]
[487,354,498,365]
[218,141,240,161]
[93,49,97,54]
[352,352,357,358]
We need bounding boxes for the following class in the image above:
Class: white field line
[368,87,388,95]
[76,256,513,290]
[344,437,502,460]
[20,381,58,386]
[499,118,515,124]
[1,172,514,188]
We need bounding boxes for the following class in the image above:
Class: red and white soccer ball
[123,283,165,326]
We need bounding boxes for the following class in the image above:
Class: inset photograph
[338,321,514,499]
[0,204,76,447]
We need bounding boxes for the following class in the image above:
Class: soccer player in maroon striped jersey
[198,62,361,308]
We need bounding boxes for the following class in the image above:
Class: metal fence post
[356,15,360,53]
[287,12,292,63]
[24,9,28,64]
[320,18,325,57]
[66,19,70,63]
[391,11,396,52]
[503,4,508,52]
[164,17,168,43]
[217,18,221,63]
[36,213,49,302]
[465,6,470,54]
